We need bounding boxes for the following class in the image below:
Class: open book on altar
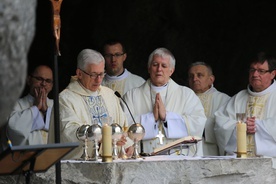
[151,136,202,155]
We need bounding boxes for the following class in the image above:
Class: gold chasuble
[197,93,212,117]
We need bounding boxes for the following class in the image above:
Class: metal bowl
[127,123,145,142]
[111,123,123,140]
[76,124,90,141]
[87,124,102,141]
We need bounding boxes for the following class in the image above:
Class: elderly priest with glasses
[59,49,133,159]
[123,48,206,156]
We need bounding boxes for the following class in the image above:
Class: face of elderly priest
[188,62,215,94]
[76,49,106,92]
[147,48,175,86]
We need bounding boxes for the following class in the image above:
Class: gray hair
[188,61,213,75]
[148,48,176,69]
[77,49,105,70]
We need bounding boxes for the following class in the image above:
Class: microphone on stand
[114,91,136,124]
[114,91,147,156]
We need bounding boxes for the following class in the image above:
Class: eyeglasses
[249,68,271,75]
[30,75,53,84]
[79,68,106,79]
[104,53,125,59]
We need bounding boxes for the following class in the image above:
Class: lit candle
[236,122,247,158]
[102,123,112,162]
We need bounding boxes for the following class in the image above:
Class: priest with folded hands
[123,48,206,155]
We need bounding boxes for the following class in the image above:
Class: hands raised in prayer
[153,93,166,121]
[33,87,48,113]
[246,117,256,134]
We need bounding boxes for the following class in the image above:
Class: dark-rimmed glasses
[30,75,53,84]
[249,68,272,75]
[79,68,106,79]
[104,53,125,59]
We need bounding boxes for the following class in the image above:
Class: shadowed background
[27,0,276,97]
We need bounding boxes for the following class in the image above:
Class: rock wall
[0,0,36,127]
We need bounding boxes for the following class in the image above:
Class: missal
[151,136,202,155]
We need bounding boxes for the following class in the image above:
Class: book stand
[0,142,78,184]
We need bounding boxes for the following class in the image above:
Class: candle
[102,123,112,162]
[236,122,247,158]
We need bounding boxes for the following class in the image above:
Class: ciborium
[87,124,102,161]
[76,124,90,160]
[111,123,123,160]
[128,123,145,159]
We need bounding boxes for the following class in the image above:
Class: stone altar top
[1,156,276,184]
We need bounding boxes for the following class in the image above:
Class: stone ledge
[0,157,275,184]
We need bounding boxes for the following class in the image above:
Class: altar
[1,156,276,184]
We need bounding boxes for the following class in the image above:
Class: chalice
[87,124,102,161]
[111,123,123,160]
[76,124,91,160]
[128,123,145,159]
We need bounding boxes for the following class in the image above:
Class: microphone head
[114,91,122,98]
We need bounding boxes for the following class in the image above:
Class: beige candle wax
[236,122,247,154]
[102,123,112,158]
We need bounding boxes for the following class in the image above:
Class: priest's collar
[77,80,99,96]
[150,82,168,93]
[104,69,129,81]
[248,79,276,96]
[197,84,217,95]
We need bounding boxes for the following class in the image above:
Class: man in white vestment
[3,65,53,149]
[188,62,230,156]
[101,40,145,95]
[123,48,206,155]
[59,49,133,159]
[215,52,276,158]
